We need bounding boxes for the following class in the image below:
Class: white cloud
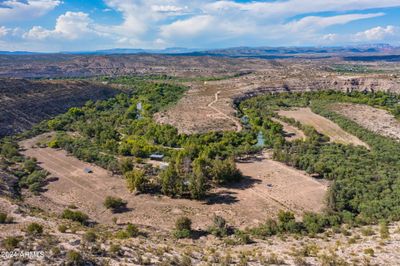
[0,0,61,22]
[204,0,400,19]
[151,5,186,13]
[355,25,397,41]
[24,12,98,40]
[6,0,400,50]
[286,13,385,32]
[160,15,215,38]
[0,26,9,37]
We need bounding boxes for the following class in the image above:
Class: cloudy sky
[0,0,399,52]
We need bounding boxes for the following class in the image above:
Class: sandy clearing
[331,103,400,141]
[279,107,369,148]
[236,152,328,215]
[19,134,327,230]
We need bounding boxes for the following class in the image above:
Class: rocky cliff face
[0,79,118,137]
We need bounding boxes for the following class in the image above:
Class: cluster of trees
[241,90,400,224]
[0,139,49,195]
[249,211,341,238]
[160,152,242,199]
[37,79,260,200]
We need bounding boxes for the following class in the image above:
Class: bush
[26,223,43,236]
[173,216,192,239]
[0,212,7,223]
[126,223,139,237]
[380,221,390,239]
[208,215,228,237]
[175,216,192,231]
[83,230,97,243]
[173,229,191,239]
[104,196,127,212]
[109,244,122,256]
[66,250,84,265]
[234,230,252,244]
[3,236,20,251]
[0,212,12,224]
[252,219,278,237]
[58,224,68,233]
[61,209,89,225]
[116,223,139,239]
[364,248,375,256]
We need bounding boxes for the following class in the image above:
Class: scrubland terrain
[0,79,118,137]
[1,53,400,265]
[331,103,400,141]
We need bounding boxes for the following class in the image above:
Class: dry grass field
[331,103,400,141]
[279,107,369,148]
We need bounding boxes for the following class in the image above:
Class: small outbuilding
[150,154,164,161]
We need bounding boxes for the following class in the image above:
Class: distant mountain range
[0,44,399,57]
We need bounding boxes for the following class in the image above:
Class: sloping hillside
[0,79,118,137]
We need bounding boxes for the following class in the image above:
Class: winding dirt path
[207,91,243,132]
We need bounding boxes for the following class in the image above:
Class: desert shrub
[26,222,43,236]
[361,226,375,236]
[0,212,12,224]
[116,223,139,239]
[48,139,59,148]
[66,250,84,265]
[109,244,122,256]
[173,216,192,239]
[58,224,68,233]
[208,215,229,237]
[278,211,302,234]
[0,212,6,223]
[83,230,97,243]
[61,209,89,225]
[115,230,129,239]
[2,236,20,251]
[302,213,327,235]
[104,196,127,212]
[126,223,139,237]
[250,219,278,237]
[364,248,375,256]
[175,216,192,231]
[23,158,37,173]
[379,221,390,239]
[234,230,252,244]
[19,170,48,194]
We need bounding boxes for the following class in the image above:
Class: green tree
[125,169,147,193]
[104,196,127,212]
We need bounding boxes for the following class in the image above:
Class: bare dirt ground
[331,103,400,141]
[19,134,326,231]
[279,107,369,148]
[236,152,327,215]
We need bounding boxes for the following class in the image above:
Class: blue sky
[0,0,399,52]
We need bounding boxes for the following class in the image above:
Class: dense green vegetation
[100,71,252,84]
[240,90,400,225]
[34,78,260,199]
[4,72,400,238]
[0,138,49,195]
